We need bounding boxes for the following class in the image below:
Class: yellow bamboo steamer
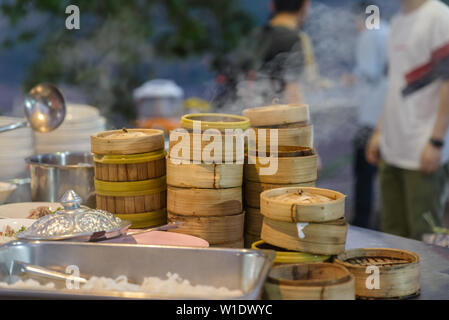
[167,211,244,245]
[94,150,166,182]
[245,153,318,184]
[243,104,309,127]
[245,207,263,237]
[91,128,164,155]
[251,240,331,264]
[167,186,242,216]
[169,129,245,163]
[261,217,348,255]
[95,176,166,214]
[244,180,316,208]
[180,113,250,131]
[334,248,420,299]
[264,263,355,300]
[250,124,314,148]
[260,187,345,223]
[166,158,243,188]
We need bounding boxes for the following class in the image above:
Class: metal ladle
[0,83,66,134]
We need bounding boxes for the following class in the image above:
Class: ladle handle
[0,121,28,134]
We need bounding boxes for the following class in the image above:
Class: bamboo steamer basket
[95,176,166,214]
[180,113,250,131]
[261,217,348,255]
[244,180,316,208]
[244,233,260,248]
[264,263,355,300]
[91,128,164,155]
[115,208,167,229]
[260,187,345,223]
[212,238,244,249]
[167,186,242,216]
[334,248,420,299]
[245,154,318,184]
[248,146,314,158]
[242,104,309,127]
[169,129,245,163]
[251,240,330,265]
[166,158,243,188]
[250,124,313,148]
[245,207,263,237]
[167,211,244,245]
[94,150,166,182]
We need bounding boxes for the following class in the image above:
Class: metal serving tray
[0,241,275,299]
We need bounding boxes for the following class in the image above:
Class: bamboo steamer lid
[243,104,309,127]
[245,154,318,184]
[264,263,355,300]
[180,113,250,131]
[169,129,245,162]
[91,128,164,155]
[260,187,345,223]
[261,217,348,255]
[245,207,263,236]
[167,211,244,245]
[166,158,243,188]
[334,248,420,299]
[250,124,314,148]
[167,186,242,216]
[251,240,330,264]
[244,180,316,208]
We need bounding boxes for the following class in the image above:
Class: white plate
[0,202,61,219]
[0,218,35,244]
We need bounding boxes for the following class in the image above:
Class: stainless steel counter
[347,226,449,299]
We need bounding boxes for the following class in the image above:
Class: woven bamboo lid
[243,104,309,127]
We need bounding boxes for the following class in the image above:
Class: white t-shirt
[380,0,449,170]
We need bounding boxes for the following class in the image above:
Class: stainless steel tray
[0,241,275,299]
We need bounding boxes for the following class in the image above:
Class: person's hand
[365,130,381,166]
[420,142,442,174]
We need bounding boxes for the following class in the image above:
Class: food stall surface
[347,226,449,300]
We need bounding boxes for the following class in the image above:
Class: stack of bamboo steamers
[166,113,250,248]
[91,128,167,228]
[242,104,319,247]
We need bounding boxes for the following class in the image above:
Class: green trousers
[378,161,449,240]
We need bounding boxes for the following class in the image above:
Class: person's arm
[420,80,449,174]
[365,106,385,166]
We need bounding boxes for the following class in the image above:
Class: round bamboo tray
[334,248,420,299]
[243,104,309,127]
[115,208,167,229]
[166,158,243,188]
[264,263,355,300]
[245,154,318,184]
[251,240,331,264]
[250,124,313,148]
[167,186,242,216]
[260,187,345,223]
[245,207,263,237]
[169,129,245,163]
[91,128,164,155]
[95,176,166,214]
[167,211,244,245]
[261,217,348,255]
[94,150,166,182]
[181,113,250,131]
[244,180,316,208]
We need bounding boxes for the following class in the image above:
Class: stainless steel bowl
[26,152,95,207]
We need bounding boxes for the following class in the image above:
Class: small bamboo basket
[243,104,310,127]
[251,240,331,265]
[264,263,355,300]
[260,187,346,223]
[166,158,243,188]
[334,248,420,299]
[245,153,318,184]
[244,180,316,208]
[245,207,263,237]
[261,217,349,255]
[250,124,313,148]
[167,186,242,216]
[167,211,245,246]
[180,113,250,131]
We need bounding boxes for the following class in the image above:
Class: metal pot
[26,152,95,207]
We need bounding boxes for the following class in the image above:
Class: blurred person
[346,2,389,229]
[366,0,449,239]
